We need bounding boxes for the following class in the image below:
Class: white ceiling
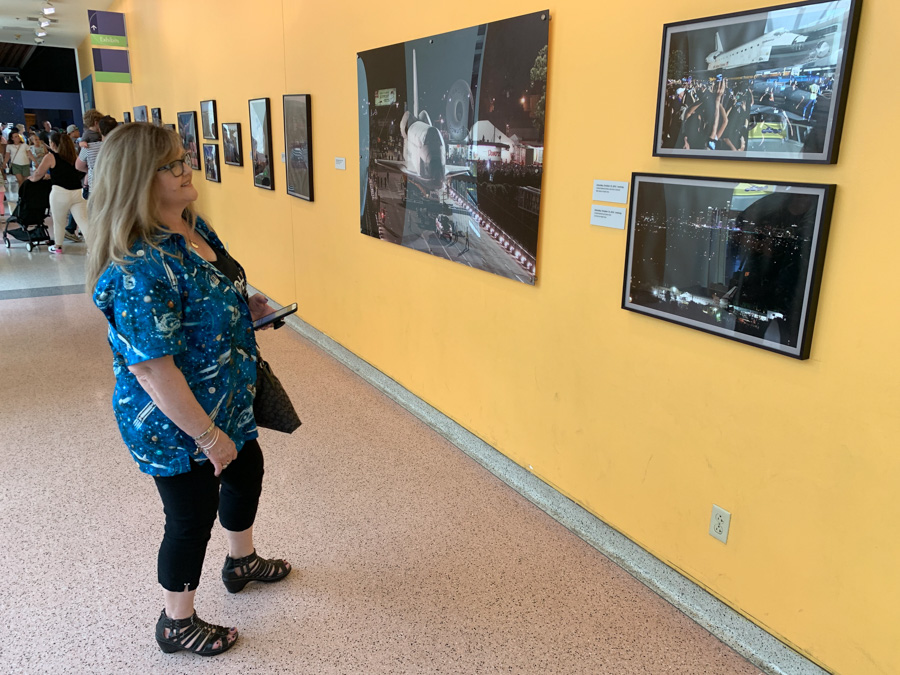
[0,0,115,50]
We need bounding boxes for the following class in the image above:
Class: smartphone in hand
[252,303,298,330]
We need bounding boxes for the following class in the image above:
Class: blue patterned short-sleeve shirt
[94,217,258,476]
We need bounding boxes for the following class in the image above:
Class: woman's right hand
[203,428,238,476]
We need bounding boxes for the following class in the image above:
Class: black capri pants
[153,439,264,592]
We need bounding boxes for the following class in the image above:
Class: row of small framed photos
[125,95,314,201]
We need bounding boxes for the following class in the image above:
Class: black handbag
[253,353,301,433]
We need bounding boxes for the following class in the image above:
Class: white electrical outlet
[709,505,731,544]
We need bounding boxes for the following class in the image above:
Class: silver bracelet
[196,428,220,452]
[192,420,215,441]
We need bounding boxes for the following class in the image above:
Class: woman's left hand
[248,293,275,329]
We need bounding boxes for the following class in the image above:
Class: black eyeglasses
[157,153,192,177]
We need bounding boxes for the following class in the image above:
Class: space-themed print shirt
[93,217,259,477]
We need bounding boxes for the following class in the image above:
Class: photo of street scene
[655,0,859,162]
[284,94,313,201]
[249,98,273,190]
[358,11,549,285]
[133,105,148,123]
[200,100,217,140]
[203,143,220,183]
[623,174,833,359]
[222,122,242,166]
[176,111,200,171]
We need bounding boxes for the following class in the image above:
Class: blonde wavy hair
[86,123,197,291]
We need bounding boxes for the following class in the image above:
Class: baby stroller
[3,178,53,251]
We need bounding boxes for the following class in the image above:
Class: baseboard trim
[274,306,829,675]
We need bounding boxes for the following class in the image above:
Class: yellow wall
[81,2,900,673]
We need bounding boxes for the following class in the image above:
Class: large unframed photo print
[623,174,835,359]
[655,0,861,163]
[248,98,273,190]
[358,10,549,285]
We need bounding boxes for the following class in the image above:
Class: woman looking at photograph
[86,123,291,656]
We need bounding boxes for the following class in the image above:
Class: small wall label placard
[592,180,629,204]
[590,205,626,230]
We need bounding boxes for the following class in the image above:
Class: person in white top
[4,132,32,186]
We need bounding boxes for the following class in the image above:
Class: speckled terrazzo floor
[0,288,764,674]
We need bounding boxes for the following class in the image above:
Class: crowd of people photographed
[659,73,835,154]
[1,109,117,252]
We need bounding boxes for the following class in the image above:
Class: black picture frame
[133,105,148,123]
[203,143,220,183]
[653,0,861,164]
[283,94,314,201]
[248,97,273,190]
[222,123,243,166]
[200,100,217,140]
[123,112,131,123]
[176,111,201,171]
[151,107,162,126]
[622,173,834,359]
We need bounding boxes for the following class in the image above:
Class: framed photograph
[654,0,861,163]
[151,107,162,126]
[200,99,217,140]
[133,105,148,123]
[176,111,201,171]
[248,97,273,190]
[203,143,220,183]
[164,123,175,131]
[123,112,131,123]
[222,122,243,166]
[283,94,314,201]
[622,173,834,359]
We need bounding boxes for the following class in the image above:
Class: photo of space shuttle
[705,14,842,73]
[375,50,471,192]
[358,10,547,285]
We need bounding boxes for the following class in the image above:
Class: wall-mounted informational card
[590,204,626,229]
[592,180,629,204]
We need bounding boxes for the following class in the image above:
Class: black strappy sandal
[155,609,238,656]
[222,549,292,593]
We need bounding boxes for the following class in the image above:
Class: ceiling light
[39,17,51,28]
[35,28,47,37]
[34,37,44,44]
[42,3,56,15]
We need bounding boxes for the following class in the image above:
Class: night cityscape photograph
[623,175,833,358]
